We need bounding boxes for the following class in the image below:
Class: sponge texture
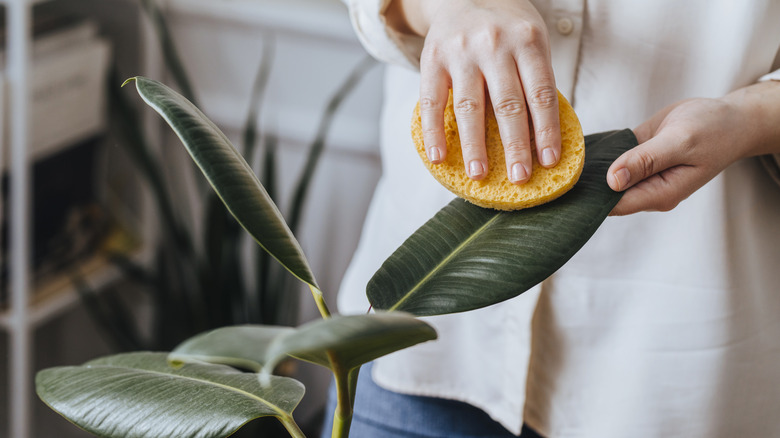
[412,91,585,210]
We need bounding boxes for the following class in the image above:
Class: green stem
[331,410,352,438]
[279,414,306,438]
[347,367,361,411]
[309,285,332,319]
[327,355,354,438]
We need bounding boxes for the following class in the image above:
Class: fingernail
[469,160,485,178]
[541,148,557,166]
[511,163,529,183]
[428,147,441,163]
[614,168,631,190]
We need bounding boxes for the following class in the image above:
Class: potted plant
[36,77,637,437]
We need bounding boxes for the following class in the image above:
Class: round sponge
[412,91,585,211]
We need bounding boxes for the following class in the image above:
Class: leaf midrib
[388,213,500,311]
[87,365,290,418]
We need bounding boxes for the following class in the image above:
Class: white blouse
[339,0,780,436]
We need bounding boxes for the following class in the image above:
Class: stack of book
[0,11,112,306]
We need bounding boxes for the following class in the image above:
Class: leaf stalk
[327,351,353,438]
[310,285,332,319]
[279,414,306,438]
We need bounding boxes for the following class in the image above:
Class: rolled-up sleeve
[344,0,424,70]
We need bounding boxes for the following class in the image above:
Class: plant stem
[279,414,306,438]
[328,353,353,438]
[309,285,332,319]
[347,367,361,410]
[331,410,352,438]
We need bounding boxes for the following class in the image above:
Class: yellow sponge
[412,91,585,210]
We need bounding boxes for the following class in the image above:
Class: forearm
[721,80,780,157]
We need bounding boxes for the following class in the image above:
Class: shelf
[0,251,133,330]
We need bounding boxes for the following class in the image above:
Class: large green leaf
[36,352,305,438]
[267,312,437,373]
[125,76,319,293]
[169,313,437,376]
[367,129,638,316]
[170,325,295,372]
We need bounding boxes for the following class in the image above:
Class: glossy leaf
[125,76,319,292]
[170,325,295,372]
[267,313,436,376]
[36,352,305,438]
[108,67,192,256]
[367,130,638,316]
[169,313,437,377]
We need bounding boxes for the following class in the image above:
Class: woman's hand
[608,81,780,216]
[389,0,560,184]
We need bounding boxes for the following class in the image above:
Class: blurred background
[0,0,385,436]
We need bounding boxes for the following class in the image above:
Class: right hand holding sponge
[413,91,585,211]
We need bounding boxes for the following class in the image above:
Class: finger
[515,48,560,168]
[609,166,698,215]
[606,132,688,192]
[452,69,488,180]
[484,57,533,184]
[419,59,451,164]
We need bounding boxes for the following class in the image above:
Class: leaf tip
[121,77,138,88]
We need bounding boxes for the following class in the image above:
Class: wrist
[386,0,444,37]
[721,80,780,157]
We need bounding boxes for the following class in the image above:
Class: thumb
[606,132,685,192]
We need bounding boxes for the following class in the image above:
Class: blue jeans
[320,363,542,438]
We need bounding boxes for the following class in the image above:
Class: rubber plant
[36,77,638,437]
[82,0,380,353]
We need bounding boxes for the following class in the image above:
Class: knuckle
[454,98,481,115]
[475,27,503,52]
[502,140,531,156]
[421,125,440,138]
[535,124,559,142]
[494,98,526,117]
[633,149,657,177]
[420,96,443,111]
[528,85,557,109]
[517,22,548,48]
[460,141,482,155]
[453,33,469,50]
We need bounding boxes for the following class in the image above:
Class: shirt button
[556,17,574,35]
